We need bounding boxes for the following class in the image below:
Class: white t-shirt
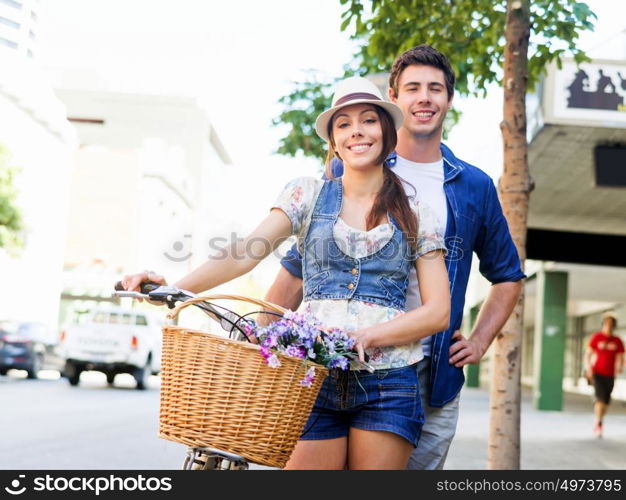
[392,155,448,357]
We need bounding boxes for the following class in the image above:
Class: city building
[55,88,232,323]
[0,0,39,59]
[464,50,626,408]
[0,0,76,327]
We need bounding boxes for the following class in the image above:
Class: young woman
[122,76,450,469]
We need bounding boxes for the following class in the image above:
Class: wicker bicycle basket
[158,295,328,469]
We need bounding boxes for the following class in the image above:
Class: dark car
[0,321,58,379]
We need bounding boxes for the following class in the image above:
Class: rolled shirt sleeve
[474,180,525,284]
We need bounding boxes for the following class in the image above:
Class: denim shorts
[300,364,424,447]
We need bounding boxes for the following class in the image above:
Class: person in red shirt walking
[585,312,624,437]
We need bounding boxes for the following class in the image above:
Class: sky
[38,0,625,187]
[38,0,358,230]
[36,0,625,284]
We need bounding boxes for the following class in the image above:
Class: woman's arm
[349,249,450,361]
[123,209,293,294]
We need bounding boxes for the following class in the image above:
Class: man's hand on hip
[449,330,486,367]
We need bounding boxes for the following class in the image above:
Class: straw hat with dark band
[315,76,404,141]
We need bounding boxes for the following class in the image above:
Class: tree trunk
[488,0,530,470]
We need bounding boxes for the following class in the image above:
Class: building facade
[464,56,626,408]
[0,1,76,327]
[55,88,232,324]
[0,0,39,59]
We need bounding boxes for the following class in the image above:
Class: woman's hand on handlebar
[121,270,167,292]
[120,271,168,304]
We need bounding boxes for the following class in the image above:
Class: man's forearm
[264,266,304,311]
[469,280,522,355]
[616,354,624,375]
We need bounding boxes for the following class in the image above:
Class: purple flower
[249,309,354,373]
[300,366,316,387]
[282,310,296,321]
[266,353,281,368]
[285,345,305,359]
[329,356,350,370]
[259,345,271,357]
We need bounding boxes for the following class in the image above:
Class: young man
[266,45,524,469]
[585,313,624,438]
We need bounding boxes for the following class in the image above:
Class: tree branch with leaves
[273,0,595,163]
[0,145,24,253]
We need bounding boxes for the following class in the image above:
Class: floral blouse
[273,176,446,370]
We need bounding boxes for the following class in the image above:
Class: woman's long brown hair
[325,105,418,252]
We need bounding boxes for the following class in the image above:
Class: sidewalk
[446,386,626,469]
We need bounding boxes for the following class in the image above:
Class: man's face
[390,64,452,140]
[603,317,616,332]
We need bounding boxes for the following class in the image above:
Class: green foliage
[442,108,462,141]
[341,0,596,96]
[0,145,24,253]
[273,0,596,161]
[273,72,336,161]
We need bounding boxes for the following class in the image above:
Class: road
[0,370,183,469]
[5,369,625,470]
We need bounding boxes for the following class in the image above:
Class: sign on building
[543,58,626,128]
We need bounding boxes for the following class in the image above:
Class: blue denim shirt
[281,143,525,406]
[302,178,413,310]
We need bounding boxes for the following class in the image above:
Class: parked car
[0,321,58,379]
[58,307,163,389]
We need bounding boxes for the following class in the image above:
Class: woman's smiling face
[330,103,384,170]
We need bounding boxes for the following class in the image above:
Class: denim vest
[302,178,413,311]
[282,144,525,406]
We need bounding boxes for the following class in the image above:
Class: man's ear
[388,87,397,103]
[447,93,454,109]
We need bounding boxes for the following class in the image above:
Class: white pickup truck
[59,307,163,389]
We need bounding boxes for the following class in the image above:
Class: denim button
[347,283,354,290]
[351,268,357,275]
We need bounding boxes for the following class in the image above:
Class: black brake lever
[114,281,162,295]
[146,285,193,309]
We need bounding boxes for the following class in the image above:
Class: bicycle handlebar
[112,282,374,372]
[114,280,162,295]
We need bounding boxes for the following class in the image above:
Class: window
[93,312,108,324]
[28,29,35,40]
[0,0,22,9]
[0,16,19,29]
[30,10,37,21]
[595,145,626,187]
[135,315,148,326]
[0,37,17,49]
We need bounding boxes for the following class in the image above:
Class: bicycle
[113,282,373,470]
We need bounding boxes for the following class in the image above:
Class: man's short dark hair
[389,45,455,100]
[603,315,617,329]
